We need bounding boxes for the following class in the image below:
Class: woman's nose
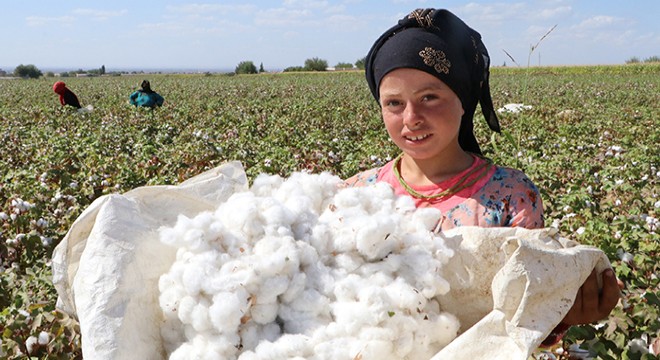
[403,103,422,129]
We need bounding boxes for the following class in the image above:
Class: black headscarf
[365,8,500,155]
[140,80,154,94]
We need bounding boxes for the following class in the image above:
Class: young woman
[345,7,621,345]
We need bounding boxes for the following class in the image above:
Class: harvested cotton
[158,171,460,359]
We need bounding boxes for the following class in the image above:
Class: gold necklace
[392,154,493,200]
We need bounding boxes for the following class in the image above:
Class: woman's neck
[399,150,474,186]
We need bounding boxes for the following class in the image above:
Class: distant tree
[45,71,55,77]
[304,57,328,71]
[14,64,43,79]
[335,62,354,70]
[283,66,305,72]
[644,56,660,63]
[625,57,640,64]
[355,57,366,70]
[235,61,258,74]
[100,65,106,75]
[259,62,265,73]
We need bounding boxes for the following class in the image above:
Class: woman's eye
[422,94,437,102]
[385,100,401,107]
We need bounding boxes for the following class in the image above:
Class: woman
[345,8,621,346]
[129,80,165,108]
[53,81,82,109]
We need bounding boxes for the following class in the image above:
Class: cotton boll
[217,192,263,238]
[205,336,241,359]
[210,261,256,294]
[171,334,237,360]
[209,291,248,334]
[237,322,261,352]
[168,341,195,360]
[190,301,212,332]
[354,215,397,260]
[181,262,209,296]
[254,274,290,304]
[362,182,398,213]
[309,223,333,254]
[383,278,425,311]
[177,295,196,324]
[332,274,362,302]
[250,302,279,324]
[253,236,300,277]
[351,339,394,360]
[312,338,353,360]
[287,287,329,314]
[251,333,312,360]
[419,312,460,349]
[332,187,364,208]
[290,212,317,241]
[394,194,417,212]
[410,207,442,231]
[296,241,320,267]
[359,326,396,342]
[258,197,294,230]
[329,229,360,254]
[182,228,211,253]
[280,272,307,303]
[250,173,284,197]
[159,282,186,318]
[330,301,375,333]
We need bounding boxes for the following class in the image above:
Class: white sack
[433,226,610,359]
[52,161,611,360]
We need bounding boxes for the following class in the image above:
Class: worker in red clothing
[53,81,82,109]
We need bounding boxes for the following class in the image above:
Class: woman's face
[379,68,465,161]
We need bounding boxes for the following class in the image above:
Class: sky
[2,0,659,72]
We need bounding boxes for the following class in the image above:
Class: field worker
[52,81,82,109]
[344,8,622,346]
[129,80,165,108]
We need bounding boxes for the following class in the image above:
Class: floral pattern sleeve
[343,167,381,188]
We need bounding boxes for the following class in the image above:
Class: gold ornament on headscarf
[408,8,436,28]
[419,47,451,74]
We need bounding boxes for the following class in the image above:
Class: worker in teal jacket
[129,80,164,108]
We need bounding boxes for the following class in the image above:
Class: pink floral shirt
[344,155,544,231]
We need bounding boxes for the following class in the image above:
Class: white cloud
[283,0,329,9]
[576,15,626,30]
[254,8,313,27]
[71,9,127,21]
[535,6,571,19]
[460,2,527,24]
[166,4,256,15]
[25,15,75,27]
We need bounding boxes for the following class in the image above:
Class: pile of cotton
[158,171,460,360]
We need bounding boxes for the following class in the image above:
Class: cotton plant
[158,171,460,360]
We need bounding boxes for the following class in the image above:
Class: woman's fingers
[562,268,621,326]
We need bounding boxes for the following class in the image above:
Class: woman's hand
[562,268,623,325]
